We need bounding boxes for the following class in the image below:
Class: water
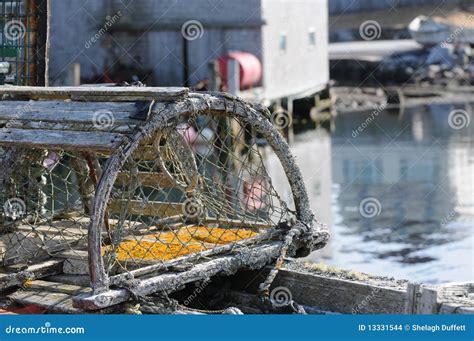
[292,103,473,284]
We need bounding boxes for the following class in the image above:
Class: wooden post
[227,58,239,96]
[208,60,221,92]
[404,283,421,314]
[66,63,81,86]
[182,37,189,87]
[417,286,438,314]
[286,97,294,145]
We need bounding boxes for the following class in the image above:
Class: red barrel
[218,52,262,90]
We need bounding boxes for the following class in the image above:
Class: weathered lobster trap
[0,86,329,312]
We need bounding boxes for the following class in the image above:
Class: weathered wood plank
[272,268,408,314]
[204,217,271,229]
[436,282,474,297]
[63,259,90,275]
[54,250,90,276]
[9,290,84,313]
[0,128,123,152]
[45,274,91,287]
[0,260,64,290]
[108,199,184,217]
[0,100,138,112]
[439,302,474,314]
[0,86,189,101]
[54,249,88,261]
[434,282,474,315]
[2,120,137,133]
[417,287,438,314]
[0,233,83,266]
[404,283,421,314]
[1,221,88,265]
[116,172,176,188]
[24,280,90,295]
[0,108,135,123]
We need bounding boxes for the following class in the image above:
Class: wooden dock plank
[272,268,407,314]
[9,290,84,313]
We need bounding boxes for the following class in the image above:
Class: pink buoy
[218,52,262,90]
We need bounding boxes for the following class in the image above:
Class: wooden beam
[204,217,271,229]
[0,107,135,124]
[404,283,421,314]
[0,86,189,102]
[272,268,408,314]
[0,128,123,152]
[108,200,184,217]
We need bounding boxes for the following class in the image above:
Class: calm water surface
[291,103,473,284]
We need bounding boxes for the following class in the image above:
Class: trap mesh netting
[0,89,329,304]
[0,0,48,86]
[104,115,290,271]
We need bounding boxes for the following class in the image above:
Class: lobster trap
[0,86,329,312]
[0,0,48,86]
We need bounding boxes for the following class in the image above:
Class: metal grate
[0,0,47,86]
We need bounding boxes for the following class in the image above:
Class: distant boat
[409,12,474,46]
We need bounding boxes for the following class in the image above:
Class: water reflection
[296,103,473,284]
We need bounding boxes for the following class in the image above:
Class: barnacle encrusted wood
[0,86,329,310]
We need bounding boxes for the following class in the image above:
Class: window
[308,28,316,46]
[279,32,287,51]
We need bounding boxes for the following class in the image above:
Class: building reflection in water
[268,102,473,284]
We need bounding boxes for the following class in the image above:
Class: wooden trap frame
[0,86,329,312]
